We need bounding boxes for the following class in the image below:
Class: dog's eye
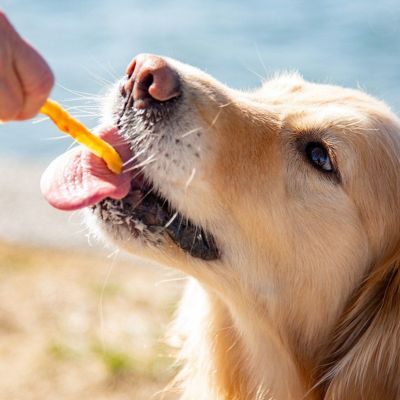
[305,142,333,172]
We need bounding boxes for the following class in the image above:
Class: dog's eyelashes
[305,142,333,173]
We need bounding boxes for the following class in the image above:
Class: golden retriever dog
[41,54,400,399]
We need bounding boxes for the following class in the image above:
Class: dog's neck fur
[173,280,318,400]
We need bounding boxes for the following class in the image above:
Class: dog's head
[42,54,400,398]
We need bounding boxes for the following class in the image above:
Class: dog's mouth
[40,121,220,261]
[92,170,220,260]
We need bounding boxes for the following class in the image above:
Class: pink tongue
[41,127,133,211]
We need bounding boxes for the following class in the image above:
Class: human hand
[0,11,54,121]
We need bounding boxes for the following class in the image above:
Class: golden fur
[98,63,400,399]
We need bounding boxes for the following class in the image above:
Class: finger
[0,67,24,121]
[13,38,54,120]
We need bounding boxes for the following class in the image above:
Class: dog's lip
[40,126,135,211]
[94,181,221,260]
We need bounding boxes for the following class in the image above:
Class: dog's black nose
[122,54,181,109]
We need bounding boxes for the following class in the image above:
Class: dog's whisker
[136,156,157,169]
[88,55,120,81]
[177,214,184,233]
[242,63,266,83]
[83,66,115,87]
[122,148,148,167]
[64,140,79,152]
[57,83,102,99]
[71,225,91,236]
[189,225,199,255]
[154,276,188,287]
[122,158,155,173]
[40,136,71,141]
[163,211,179,230]
[180,127,201,138]
[64,105,101,110]
[131,186,154,209]
[65,113,101,119]
[33,116,52,124]
[255,43,269,79]
[122,154,158,173]
[105,61,120,80]
[113,138,135,148]
[62,96,103,102]
[185,168,196,190]
[210,108,223,127]
[219,101,233,109]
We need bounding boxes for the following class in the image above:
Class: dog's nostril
[123,54,181,109]
[134,73,154,108]
[141,74,154,90]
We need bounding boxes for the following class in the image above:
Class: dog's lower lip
[94,172,220,261]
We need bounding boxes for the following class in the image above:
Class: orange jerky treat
[40,99,122,174]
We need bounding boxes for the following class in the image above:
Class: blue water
[2,0,400,161]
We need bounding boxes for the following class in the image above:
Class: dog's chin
[89,171,220,261]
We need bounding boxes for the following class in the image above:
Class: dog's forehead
[259,74,374,109]
[257,75,397,135]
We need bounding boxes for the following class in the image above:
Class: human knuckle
[31,69,54,96]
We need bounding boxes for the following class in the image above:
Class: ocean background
[2,0,400,162]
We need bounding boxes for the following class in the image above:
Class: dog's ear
[315,244,400,400]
